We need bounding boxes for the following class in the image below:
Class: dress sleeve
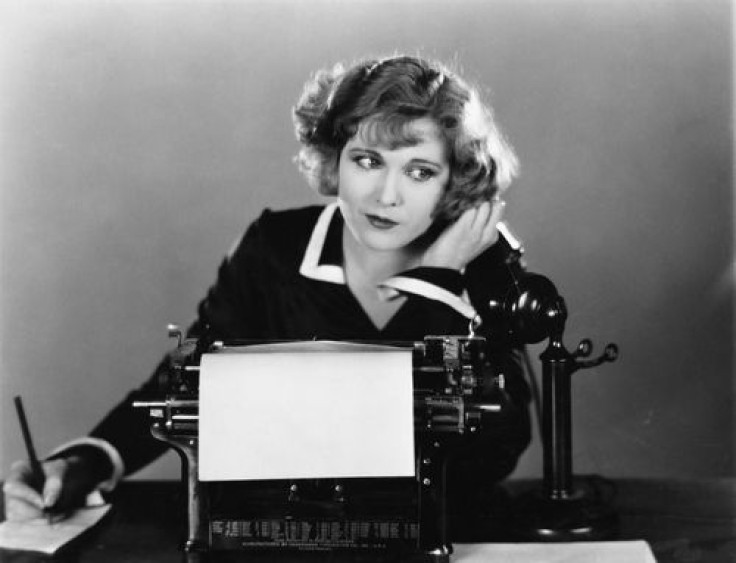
[87,213,271,477]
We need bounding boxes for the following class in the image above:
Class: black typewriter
[134,332,511,562]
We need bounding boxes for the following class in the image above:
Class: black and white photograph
[0,1,732,561]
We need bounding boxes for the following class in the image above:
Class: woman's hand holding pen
[3,454,97,521]
[421,199,505,271]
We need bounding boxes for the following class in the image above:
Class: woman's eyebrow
[408,157,444,168]
[346,146,381,155]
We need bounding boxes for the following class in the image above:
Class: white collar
[298,202,346,284]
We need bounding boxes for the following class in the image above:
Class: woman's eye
[407,167,436,182]
[354,156,380,169]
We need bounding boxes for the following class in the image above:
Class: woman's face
[337,117,450,254]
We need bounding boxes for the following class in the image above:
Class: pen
[13,395,51,520]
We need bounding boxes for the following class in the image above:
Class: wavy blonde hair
[293,55,518,222]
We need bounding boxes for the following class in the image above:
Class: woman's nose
[375,170,401,207]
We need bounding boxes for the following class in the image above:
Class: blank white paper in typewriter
[198,341,415,481]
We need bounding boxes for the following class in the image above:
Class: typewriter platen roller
[134,333,510,562]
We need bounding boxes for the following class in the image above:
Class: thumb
[42,472,63,509]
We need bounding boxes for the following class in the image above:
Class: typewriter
[134,268,619,561]
[134,331,510,562]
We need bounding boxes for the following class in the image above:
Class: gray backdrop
[1,0,732,482]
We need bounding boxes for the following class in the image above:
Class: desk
[1,479,734,562]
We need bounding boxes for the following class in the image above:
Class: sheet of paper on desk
[0,501,110,554]
[198,341,415,481]
[453,540,657,563]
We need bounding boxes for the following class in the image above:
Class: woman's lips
[365,213,399,230]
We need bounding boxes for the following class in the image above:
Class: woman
[4,54,530,522]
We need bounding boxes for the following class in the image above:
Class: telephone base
[510,481,619,542]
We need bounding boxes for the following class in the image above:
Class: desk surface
[1,478,734,563]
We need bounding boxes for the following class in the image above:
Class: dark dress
[90,204,532,515]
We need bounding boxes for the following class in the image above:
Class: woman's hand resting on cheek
[421,199,506,271]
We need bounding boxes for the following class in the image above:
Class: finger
[7,459,33,480]
[43,473,63,509]
[3,475,45,511]
[456,206,478,229]
[482,199,506,243]
[5,495,46,521]
[470,201,492,232]
[490,198,506,225]
[440,206,476,241]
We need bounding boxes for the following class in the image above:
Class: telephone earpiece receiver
[488,272,562,345]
